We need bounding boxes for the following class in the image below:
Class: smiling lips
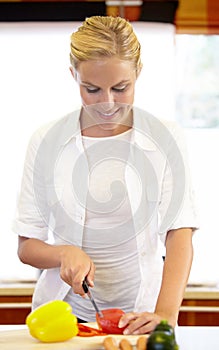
[97,108,120,120]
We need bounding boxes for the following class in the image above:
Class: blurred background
[0,0,218,289]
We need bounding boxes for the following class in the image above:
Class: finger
[123,316,152,335]
[74,266,95,296]
[119,338,132,350]
[71,272,87,295]
[86,262,95,287]
[136,336,148,350]
[103,336,119,350]
[118,312,138,328]
[131,321,157,335]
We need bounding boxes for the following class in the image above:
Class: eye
[86,87,99,93]
[112,85,127,92]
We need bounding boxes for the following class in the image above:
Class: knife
[82,278,103,318]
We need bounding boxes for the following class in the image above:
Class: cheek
[123,95,134,103]
[79,87,99,106]
[121,89,135,104]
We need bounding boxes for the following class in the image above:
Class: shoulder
[27,110,81,150]
[133,107,182,133]
[133,107,185,150]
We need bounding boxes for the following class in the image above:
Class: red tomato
[96,308,126,334]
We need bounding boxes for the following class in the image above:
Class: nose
[99,90,115,111]
[100,90,115,104]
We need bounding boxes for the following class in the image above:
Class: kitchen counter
[1,281,219,326]
[0,282,35,296]
[184,284,219,300]
[1,281,219,299]
[0,324,218,349]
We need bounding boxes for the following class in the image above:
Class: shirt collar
[61,109,81,146]
[61,107,157,151]
[132,107,157,151]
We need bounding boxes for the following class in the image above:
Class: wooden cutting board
[0,324,148,350]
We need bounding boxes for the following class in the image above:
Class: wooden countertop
[0,325,219,349]
[0,281,219,299]
[0,324,146,349]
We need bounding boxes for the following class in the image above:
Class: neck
[80,109,133,138]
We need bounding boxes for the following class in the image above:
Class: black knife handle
[82,279,89,293]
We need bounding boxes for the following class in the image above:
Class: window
[175,34,219,285]
[175,35,219,128]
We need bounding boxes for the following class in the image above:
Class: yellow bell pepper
[26,300,78,343]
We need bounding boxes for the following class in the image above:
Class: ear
[69,66,77,80]
[136,65,142,79]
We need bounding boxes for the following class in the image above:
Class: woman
[14,16,198,334]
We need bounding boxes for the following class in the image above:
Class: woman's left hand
[118,311,163,335]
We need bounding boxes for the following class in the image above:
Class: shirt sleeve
[12,126,50,241]
[158,121,199,243]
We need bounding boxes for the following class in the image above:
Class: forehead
[76,57,136,85]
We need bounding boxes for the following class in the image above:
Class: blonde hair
[70,16,142,75]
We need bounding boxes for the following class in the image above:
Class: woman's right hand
[59,245,95,296]
[18,237,94,296]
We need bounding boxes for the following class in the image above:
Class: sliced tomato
[96,308,126,335]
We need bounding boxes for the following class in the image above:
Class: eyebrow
[81,79,130,87]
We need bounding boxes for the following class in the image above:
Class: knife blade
[82,278,103,318]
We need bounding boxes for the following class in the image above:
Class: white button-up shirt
[12,107,198,316]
